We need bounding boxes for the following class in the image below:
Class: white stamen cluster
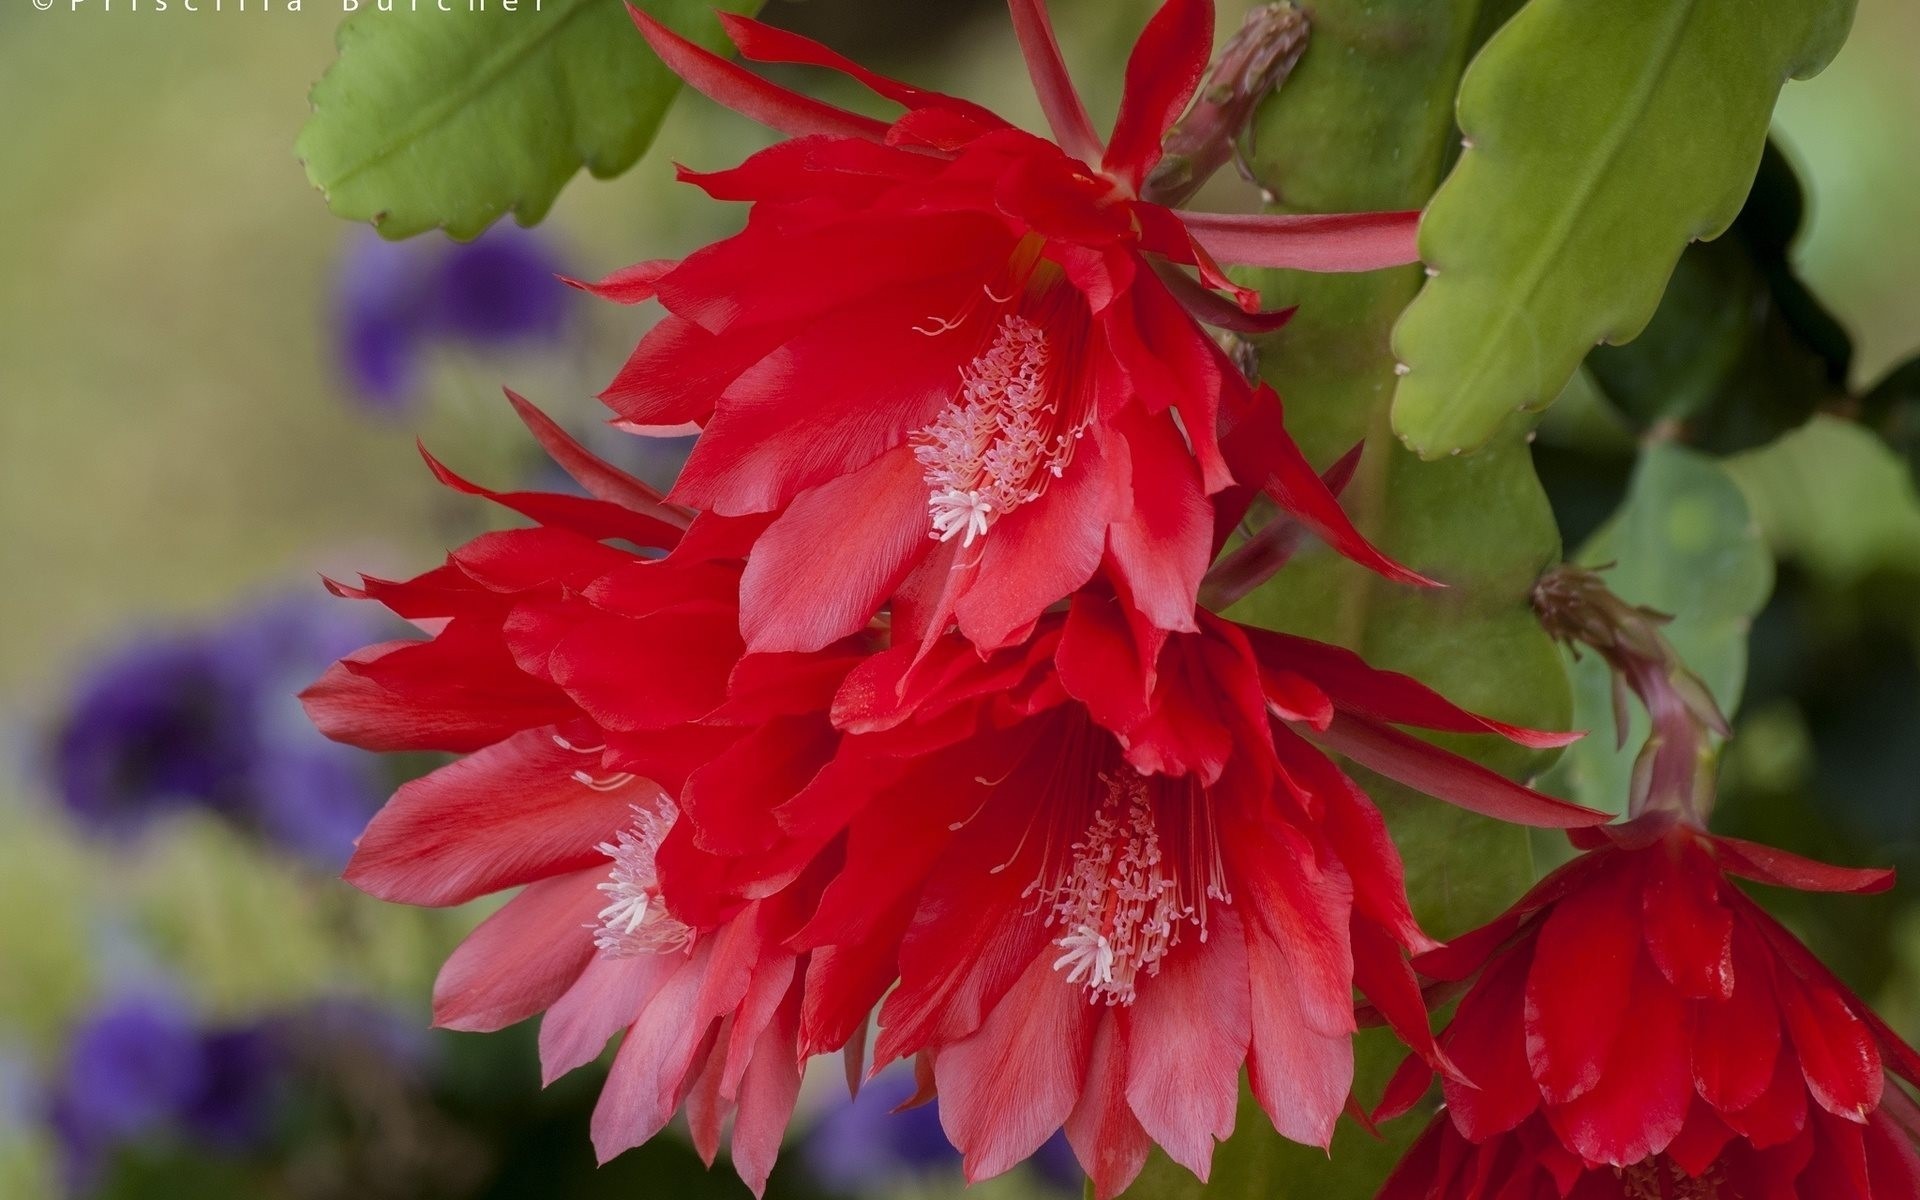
[591,800,693,958]
[912,314,1078,547]
[1046,772,1198,1006]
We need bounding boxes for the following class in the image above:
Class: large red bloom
[581,0,1426,657]
[301,397,870,1195]
[660,583,1600,1198]
[1375,821,1920,1199]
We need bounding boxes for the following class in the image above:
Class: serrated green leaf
[297,0,759,239]
[1541,442,1773,815]
[1388,0,1856,459]
[1126,1,1564,1194]
[1585,142,1852,454]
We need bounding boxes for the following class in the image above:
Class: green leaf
[297,0,759,239]
[1585,142,1852,454]
[1389,0,1856,459]
[1541,442,1774,815]
[1859,354,1920,490]
[1126,1,1565,1194]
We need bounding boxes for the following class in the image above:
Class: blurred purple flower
[333,225,572,412]
[803,1069,1080,1195]
[46,991,285,1194]
[48,594,390,865]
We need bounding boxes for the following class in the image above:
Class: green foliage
[1128,0,1564,1192]
[1859,353,1920,490]
[1543,443,1774,815]
[297,0,760,239]
[1586,143,1853,454]
[1389,0,1856,459]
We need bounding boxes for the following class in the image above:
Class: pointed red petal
[1222,386,1437,587]
[504,390,691,530]
[1314,714,1609,829]
[1006,0,1103,163]
[1710,833,1896,895]
[629,6,892,142]
[561,258,675,304]
[1152,261,1297,334]
[716,13,1005,129]
[1181,209,1422,272]
[1103,0,1213,187]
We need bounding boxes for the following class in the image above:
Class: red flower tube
[581,0,1428,658]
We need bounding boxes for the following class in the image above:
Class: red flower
[663,585,1599,1198]
[1375,821,1920,1199]
[581,0,1426,657]
[302,396,867,1195]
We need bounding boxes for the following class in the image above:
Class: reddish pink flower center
[911,312,1084,547]
[1034,768,1229,1007]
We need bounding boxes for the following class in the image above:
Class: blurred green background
[0,0,1916,1196]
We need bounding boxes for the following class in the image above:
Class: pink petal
[1180,209,1422,272]
[432,869,602,1032]
[934,951,1097,1182]
[541,951,677,1085]
[562,258,675,304]
[1067,1015,1152,1200]
[1006,0,1102,163]
[1123,908,1250,1178]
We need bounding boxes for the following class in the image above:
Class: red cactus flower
[580,0,1427,657]
[301,395,870,1195]
[661,584,1599,1198]
[1374,821,1920,1199]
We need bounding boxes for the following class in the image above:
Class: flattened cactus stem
[1142,2,1310,208]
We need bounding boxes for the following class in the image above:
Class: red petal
[628,6,892,142]
[1711,834,1896,895]
[729,989,804,1197]
[420,443,684,549]
[1180,209,1422,272]
[1103,0,1213,187]
[345,730,656,906]
[1123,908,1250,1177]
[1006,0,1102,163]
[1152,260,1298,334]
[1523,854,1642,1103]
[1315,713,1607,828]
[1220,387,1436,586]
[738,447,930,653]
[952,426,1116,651]
[1066,1015,1152,1200]
[1243,625,1579,748]
[562,258,675,304]
[1779,963,1883,1123]
[933,952,1097,1182]
[717,13,1005,130]
[1542,951,1694,1165]
[432,868,601,1031]
[1103,407,1210,636]
[1694,922,1785,1114]
[504,390,689,530]
[1641,837,1735,1000]
[1233,824,1356,1148]
[1439,942,1542,1141]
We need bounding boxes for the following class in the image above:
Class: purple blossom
[333,224,572,412]
[48,594,391,866]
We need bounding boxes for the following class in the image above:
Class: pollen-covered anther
[911,314,1080,547]
[1043,771,1222,1006]
[591,800,693,958]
